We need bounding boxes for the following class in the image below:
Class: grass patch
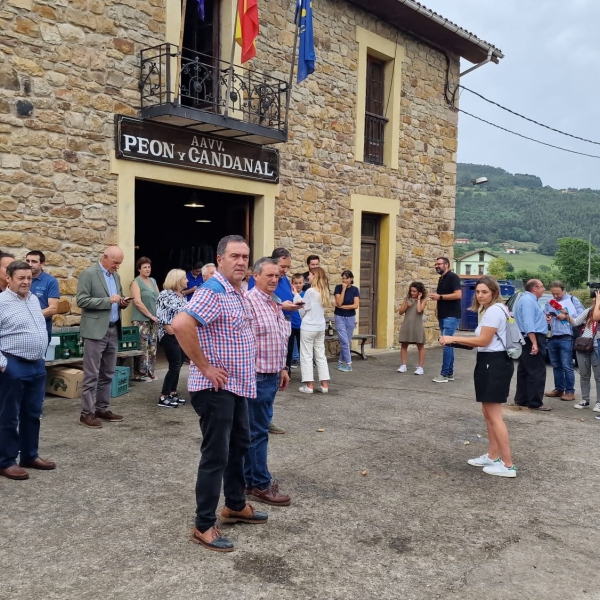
[505,252,555,272]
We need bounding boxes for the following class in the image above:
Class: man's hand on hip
[203,365,229,390]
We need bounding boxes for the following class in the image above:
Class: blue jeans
[439,317,460,377]
[335,314,356,364]
[0,356,46,469]
[548,336,575,393]
[245,373,280,490]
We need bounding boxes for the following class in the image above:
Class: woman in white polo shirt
[440,276,517,478]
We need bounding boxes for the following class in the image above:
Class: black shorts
[474,351,514,403]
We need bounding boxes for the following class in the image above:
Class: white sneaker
[415,367,424,375]
[397,365,407,373]
[447,375,455,381]
[298,385,313,394]
[318,386,329,393]
[483,460,517,478]
[432,375,448,383]
[593,402,600,412]
[574,400,590,409]
[467,453,498,467]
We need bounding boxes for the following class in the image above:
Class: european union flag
[295,0,316,83]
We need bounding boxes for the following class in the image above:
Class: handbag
[573,321,597,353]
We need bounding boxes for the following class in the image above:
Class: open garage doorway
[134,180,253,287]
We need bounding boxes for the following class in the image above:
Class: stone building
[0,0,502,346]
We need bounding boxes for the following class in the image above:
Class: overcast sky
[419,0,600,190]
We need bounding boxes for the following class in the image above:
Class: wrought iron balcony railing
[138,43,289,144]
[364,112,388,165]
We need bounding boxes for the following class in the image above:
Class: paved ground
[3,347,600,600]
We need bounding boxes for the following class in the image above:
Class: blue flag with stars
[295,0,316,83]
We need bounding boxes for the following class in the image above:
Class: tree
[488,257,509,279]
[554,237,600,288]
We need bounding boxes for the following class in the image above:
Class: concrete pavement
[2,347,600,600]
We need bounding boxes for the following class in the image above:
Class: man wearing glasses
[513,279,551,411]
[430,257,462,383]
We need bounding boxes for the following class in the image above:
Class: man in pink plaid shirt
[173,235,267,553]
[245,257,292,506]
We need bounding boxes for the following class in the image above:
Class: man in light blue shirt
[543,281,583,401]
[513,279,551,411]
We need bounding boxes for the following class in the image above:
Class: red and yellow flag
[235,0,259,63]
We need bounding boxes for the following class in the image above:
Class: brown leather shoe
[19,457,56,470]
[220,503,268,524]
[80,414,102,428]
[250,481,291,506]
[561,393,575,401]
[95,409,123,422]
[0,465,29,480]
[190,526,234,552]
[544,390,564,397]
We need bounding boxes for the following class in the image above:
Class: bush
[570,289,593,308]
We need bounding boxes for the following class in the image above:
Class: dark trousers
[0,356,46,469]
[159,333,183,395]
[286,327,301,370]
[514,334,547,408]
[191,389,250,532]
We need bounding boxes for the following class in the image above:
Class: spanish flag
[235,0,259,63]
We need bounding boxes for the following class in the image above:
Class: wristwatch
[440,295,444,300]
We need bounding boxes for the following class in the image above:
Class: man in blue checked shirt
[0,260,56,480]
[513,279,552,411]
[543,281,583,402]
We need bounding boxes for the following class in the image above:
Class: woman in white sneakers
[440,276,517,478]
[567,291,600,411]
[298,267,331,394]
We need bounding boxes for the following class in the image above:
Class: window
[465,264,471,275]
[364,56,388,165]
[355,27,403,169]
[479,251,485,261]
[478,265,485,275]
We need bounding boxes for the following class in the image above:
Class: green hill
[456,163,600,255]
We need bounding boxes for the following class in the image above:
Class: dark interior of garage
[134,179,252,288]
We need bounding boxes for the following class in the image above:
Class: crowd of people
[2,240,599,549]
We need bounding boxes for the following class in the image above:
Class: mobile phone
[122,296,133,301]
[449,342,473,350]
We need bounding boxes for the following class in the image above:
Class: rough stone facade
[0,0,459,341]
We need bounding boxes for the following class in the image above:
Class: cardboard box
[46,367,84,399]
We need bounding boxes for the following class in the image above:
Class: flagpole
[284,7,301,131]
[174,0,188,104]
[224,0,240,118]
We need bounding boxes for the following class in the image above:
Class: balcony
[138,44,289,145]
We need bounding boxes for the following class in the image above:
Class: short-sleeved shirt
[436,271,462,319]
[249,275,301,328]
[184,271,256,398]
[30,271,60,323]
[475,304,507,353]
[185,271,204,301]
[334,285,360,317]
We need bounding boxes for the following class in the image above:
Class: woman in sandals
[440,276,517,478]
[298,267,331,394]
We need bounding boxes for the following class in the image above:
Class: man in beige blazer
[76,246,131,428]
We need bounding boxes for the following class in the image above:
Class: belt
[551,334,572,339]
[3,353,40,363]
[257,372,280,376]
[108,322,118,328]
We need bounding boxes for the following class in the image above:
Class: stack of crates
[51,327,83,359]
[119,326,140,352]
[111,366,130,398]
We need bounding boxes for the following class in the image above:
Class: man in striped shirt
[173,235,267,553]
[0,261,56,480]
[245,257,292,506]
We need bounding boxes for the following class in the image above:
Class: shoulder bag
[574,321,597,354]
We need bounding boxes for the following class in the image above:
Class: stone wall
[0,0,459,340]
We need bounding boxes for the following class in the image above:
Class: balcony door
[181,0,221,109]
